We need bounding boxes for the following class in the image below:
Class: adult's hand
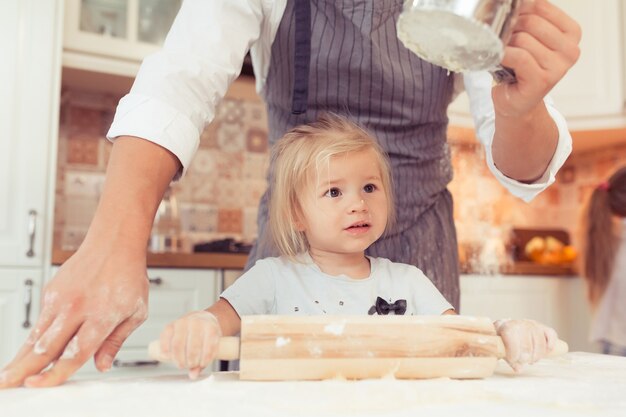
[0,134,181,388]
[492,0,582,117]
[0,247,149,388]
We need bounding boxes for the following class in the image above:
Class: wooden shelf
[52,248,248,270]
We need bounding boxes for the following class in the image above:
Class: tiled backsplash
[449,140,626,249]
[55,79,269,251]
[55,81,626,254]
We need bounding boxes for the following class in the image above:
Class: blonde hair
[268,113,395,259]
[578,166,626,307]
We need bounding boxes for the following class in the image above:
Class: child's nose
[349,198,368,213]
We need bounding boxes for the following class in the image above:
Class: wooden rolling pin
[148,315,568,380]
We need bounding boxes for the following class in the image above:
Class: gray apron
[246,0,460,310]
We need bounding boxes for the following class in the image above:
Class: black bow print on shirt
[368,296,407,315]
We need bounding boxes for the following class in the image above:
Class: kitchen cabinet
[448,0,626,135]
[0,0,62,369]
[460,274,598,353]
[0,270,42,369]
[63,0,181,77]
[0,0,62,267]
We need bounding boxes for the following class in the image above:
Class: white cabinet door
[448,1,625,130]
[460,275,598,353]
[549,0,624,126]
[63,0,182,77]
[0,269,42,368]
[460,275,569,326]
[0,0,61,267]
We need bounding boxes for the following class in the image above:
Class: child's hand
[159,310,222,379]
[494,319,558,373]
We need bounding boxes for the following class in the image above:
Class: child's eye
[363,184,377,193]
[324,188,341,198]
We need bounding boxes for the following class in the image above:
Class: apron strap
[291,0,311,115]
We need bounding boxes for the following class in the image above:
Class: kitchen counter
[52,248,249,269]
[1,352,624,416]
[53,248,575,276]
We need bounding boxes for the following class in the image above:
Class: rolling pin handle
[217,337,240,361]
[148,336,241,363]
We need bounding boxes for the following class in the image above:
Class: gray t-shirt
[221,253,453,317]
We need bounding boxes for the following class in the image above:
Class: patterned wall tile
[246,127,268,153]
[217,121,246,153]
[214,151,243,180]
[199,121,220,149]
[243,207,259,242]
[179,203,218,234]
[188,149,216,176]
[68,107,102,135]
[244,179,267,208]
[217,99,245,125]
[217,208,243,234]
[64,171,105,197]
[67,134,99,166]
[243,153,269,181]
[216,179,246,208]
[181,176,220,205]
[64,196,99,228]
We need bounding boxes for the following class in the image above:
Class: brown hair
[267,113,395,259]
[579,166,626,307]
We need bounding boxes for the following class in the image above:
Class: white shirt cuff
[106,93,200,179]
[483,96,572,203]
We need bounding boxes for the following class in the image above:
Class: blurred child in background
[579,166,626,355]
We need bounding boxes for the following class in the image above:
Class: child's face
[298,148,388,255]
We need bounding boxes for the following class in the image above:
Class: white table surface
[1,352,625,417]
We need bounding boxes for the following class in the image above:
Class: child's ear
[293,203,307,231]
[294,218,306,232]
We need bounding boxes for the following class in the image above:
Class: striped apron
[246,0,460,310]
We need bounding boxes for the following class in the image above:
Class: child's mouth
[346,222,371,233]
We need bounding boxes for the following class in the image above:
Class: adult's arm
[0,0,266,388]
[0,138,179,388]
[465,0,581,202]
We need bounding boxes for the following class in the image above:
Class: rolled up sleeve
[463,71,572,203]
[106,0,264,178]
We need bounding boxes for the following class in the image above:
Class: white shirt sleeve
[220,258,277,316]
[463,71,572,203]
[106,0,265,178]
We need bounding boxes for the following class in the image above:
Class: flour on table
[1,354,625,417]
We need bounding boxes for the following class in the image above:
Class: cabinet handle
[112,359,159,368]
[23,279,33,328]
[148,277,163,286]
[26,210,37,258]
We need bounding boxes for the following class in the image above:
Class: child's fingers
[171,320,190,369]
[530,326,546,364]
[201,325,221,367]
[188,367,202,380]
[159,323,174,358]
[185,321,207,370]
[544,326,558,352]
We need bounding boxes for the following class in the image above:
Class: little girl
[159,114,559,378]
[579,166,626,355]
